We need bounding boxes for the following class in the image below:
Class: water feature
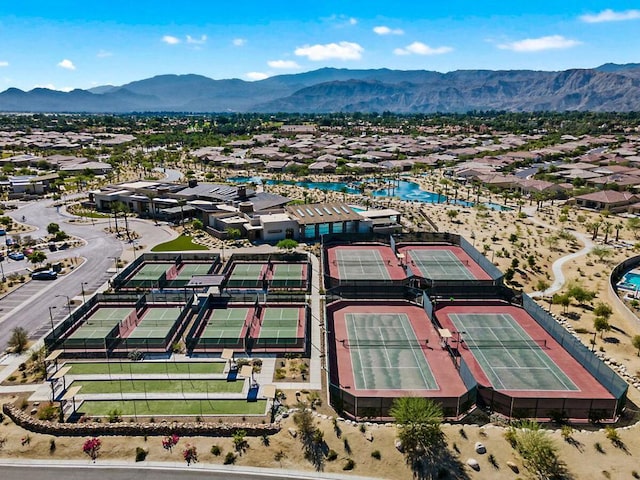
[228,176,512,210]
[617,271,640,292]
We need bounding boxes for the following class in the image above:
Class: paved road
[1,464,375,480]
[0,199,122,351]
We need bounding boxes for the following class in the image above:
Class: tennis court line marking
[409,249,475,280]
[451,314,507,390]
[453,313,578,391]
[336,249,390,280]
[397,315,436,390]
[497,313,578,391]
[350,315,368,390]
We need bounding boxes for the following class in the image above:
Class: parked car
[48,242,57,251]
[8,251,24,261]
[0,229,5,236]
[5,238,15,246]
[31,270,57,280]
[22,247,34,256]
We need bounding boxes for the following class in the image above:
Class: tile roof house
[572,190,639,212]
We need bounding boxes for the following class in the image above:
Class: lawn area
[151,235,208,252]
[71,379,244,394]
[66,361,226,375]
[79,399,267,416]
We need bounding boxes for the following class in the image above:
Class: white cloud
[233,38,247,47]
[267,60,301,69]
[349,17,358,25]
[186,34,207,45]
[246,72,269,81]
[295,41,363,61]
[581,9,640,23]
[497,35,581,52]
[33,84,74,92]
[57,59,76,70]
[96,50,113,58]
[393,42,452,56]
[0,61,8,67]
[162,35,180,45]
[373,26,404,36]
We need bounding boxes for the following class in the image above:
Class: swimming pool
[617,271,640,291]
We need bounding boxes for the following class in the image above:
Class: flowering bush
[183,444,198,465]
[162,433,180,451]
[82,437,102,462]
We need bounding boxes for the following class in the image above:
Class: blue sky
[1,1,639,91]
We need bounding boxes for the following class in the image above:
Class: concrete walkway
[523,205,595,298]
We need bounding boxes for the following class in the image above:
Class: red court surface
[326,245,406,281]
[434,301,614,400]
[397,245,492,280]
[328,301,467,400]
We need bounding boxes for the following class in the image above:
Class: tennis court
[448,312,578,391]
[128,307,182,340]
[343,312,438,391]
[227,263,265,288]
[335,248,391,281]
[256,307,301,346]
[199,307,250,345]
[69,308,134,340]
[126,263,172,287]
[408,249,474,280]
[270,263,305,288]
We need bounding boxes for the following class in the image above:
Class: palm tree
[614,222,624,243]
[390,397,444,465]
[602,221,612,244]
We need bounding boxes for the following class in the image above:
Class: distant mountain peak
[1,66,639,113]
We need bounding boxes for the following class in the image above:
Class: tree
[507,420,567,479]
[277,239,298,251]
[27,250,47,266]
[226,228,242,241]
[594,316,611,338]
[446,209,458,222]
[46,222,60,235]
[632,335,640,356]
[627,217,640,239]
[390,397,444,464]
[593,302,613,321]
[8,327,29,353]
[567,284,596,306]
[591,245,612,263]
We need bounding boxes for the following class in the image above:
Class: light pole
[80,282,88,304]
[48,306,57,332]
[109,256,120,275]
[56,294,72,316]
[0,258,5,282]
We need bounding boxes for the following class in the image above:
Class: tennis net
[341,339,429,349]
[461,339,547,349]
[412,259,469,266]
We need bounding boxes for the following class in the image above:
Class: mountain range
[1,64,640,114]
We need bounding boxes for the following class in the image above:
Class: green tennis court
[68,308,134,340]
[408,249,474,280]
[449,313,578,391]
[79,399,267,416]
[335,249,391,280]
[227,263,265,287]
[200,308,249,345]
[65,362,225,375]
[168,263,214,287]
[343,312,438,390]
[257,307,301,345]
[271,264,305,287]
[130,263,171,281]
[70,379,244,394]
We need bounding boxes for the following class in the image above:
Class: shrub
[107,408,122,423]
[233,429,248,452]
[183,444,198,465]
[82,437,102,462]
[49,438,56,453]
[38,403,58,421]
[371,450,381,460]
[224,452,236,465]
[343,458,355,471]
[135,447,148,462]
[210,445,221,456]
[326,449,338,461]
[162,434,180,451]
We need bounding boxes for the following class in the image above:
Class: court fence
[522,295,627,417]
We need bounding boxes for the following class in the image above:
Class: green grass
[71,379,244,394]
[79,399,267,416]
[66,362,225,375]
[151,235,208,252]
